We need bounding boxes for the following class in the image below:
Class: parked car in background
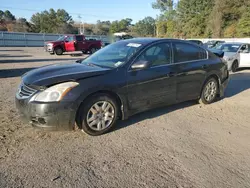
[44,35,102,55]
[214,42,250,72]
[205,40,225,49]
[16,38,229,136]
[188,40,204,46]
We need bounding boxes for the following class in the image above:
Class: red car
[44,35,102,55]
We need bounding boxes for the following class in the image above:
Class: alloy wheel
[86,101,115,131]
[204,81,217,102]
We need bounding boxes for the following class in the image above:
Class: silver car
[214,43,250,72]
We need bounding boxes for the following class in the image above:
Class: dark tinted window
[173,42,207,63]
[76,35,83,41]
[137,43,171,67]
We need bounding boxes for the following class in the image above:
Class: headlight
[33,82,79,102]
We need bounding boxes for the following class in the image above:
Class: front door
[127,42,177,112]
[172,42,208,102]
[64,36,75,52]
[239,44,250,67]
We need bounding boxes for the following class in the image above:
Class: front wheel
[77,94,118,136]
[199,78,218,104]
[54,47,63,55]
[231,60,238,73]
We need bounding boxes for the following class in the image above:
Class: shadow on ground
[225,71,250,97]
[0,58,79,63]
[0,54,33,58]
[114,101,196,132]
[0,49,24,52]
[114,71,250,132]
[0,68,35,78]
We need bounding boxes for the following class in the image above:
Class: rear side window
[136,43,171,67]
[173,42,207,63]
[76,35,83,41]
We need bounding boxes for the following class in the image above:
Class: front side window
[136,43,171,67]
[173,42,207,63]
[66,36,74,42]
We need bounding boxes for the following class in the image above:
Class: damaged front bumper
[15,95,77,131]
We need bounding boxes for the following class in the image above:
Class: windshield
[56,36,66,41]
[81,41,143,68]
[207,41,216,45]
[215,44,241,53]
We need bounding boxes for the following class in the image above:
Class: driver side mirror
[131,60,150,70]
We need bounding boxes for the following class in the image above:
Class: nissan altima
[16,38,229,136]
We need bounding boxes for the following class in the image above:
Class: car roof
[117,38,194,45]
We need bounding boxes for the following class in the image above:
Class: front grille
[18,84,37,98]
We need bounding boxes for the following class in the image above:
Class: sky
[0,0,162,23]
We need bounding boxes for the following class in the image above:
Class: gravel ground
[0,47,250,188]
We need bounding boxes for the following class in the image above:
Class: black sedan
[16,38,229,136]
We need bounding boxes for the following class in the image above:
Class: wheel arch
[75,90,125,128]
[54,45,65,53]
[200,73,221,97]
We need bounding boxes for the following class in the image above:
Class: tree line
[0,0,250,38]
[154,0,250,38]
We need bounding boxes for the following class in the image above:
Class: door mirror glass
[131,60,150,70]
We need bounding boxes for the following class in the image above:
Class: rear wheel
[77,94,118,136]
[199,77,218,104]
[89,47,98,54]
[54,47,63,55]
[231,60,238,73]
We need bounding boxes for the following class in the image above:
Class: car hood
[22,63,111,87]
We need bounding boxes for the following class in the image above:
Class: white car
[214,43,250,72]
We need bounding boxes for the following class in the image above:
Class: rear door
[127,42,177,112]
[64,36,75,52]
[239,44,250,67]
[172,42,208,102]
[75,35,84,51]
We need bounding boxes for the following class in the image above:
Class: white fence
[191,38,250,43]
[1,32,250,47]
[0,32,109,47]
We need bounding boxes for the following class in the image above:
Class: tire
[77,94,119,136]
[199,77,218,105]
[89,47,97,54]
[231,60,238,73]
[54,47,63,55]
